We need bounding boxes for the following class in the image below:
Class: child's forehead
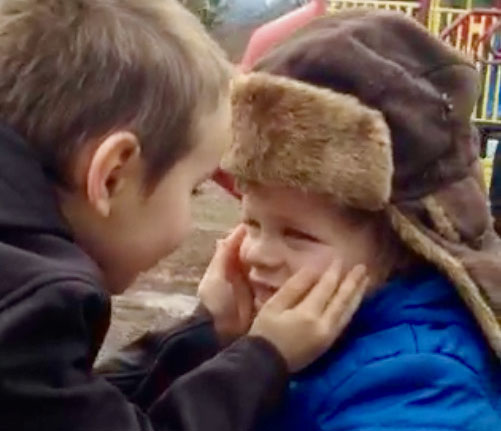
[241,183,337,218]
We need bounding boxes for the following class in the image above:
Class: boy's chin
[103,270,139,295]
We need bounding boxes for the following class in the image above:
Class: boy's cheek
[297,248,338,275]
[168,212,193,253]
[153,204,192,260]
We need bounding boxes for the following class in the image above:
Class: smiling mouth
[249,279,279,309]
[250,279,279,292]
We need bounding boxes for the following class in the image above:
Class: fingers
[299,260,343,313]
[220,225,255,331]
[231,262,254,307]
[249,264,369,373]
[332,279,367,334]
[218,224,246,255]
[232,268,255,325]
[324,265,368,329]
[265,267,319,311]
[211,224,246,272]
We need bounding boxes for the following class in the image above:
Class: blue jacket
[259,268,501,431]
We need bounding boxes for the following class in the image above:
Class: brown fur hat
[222,10,501,357]
[226,73,393,210]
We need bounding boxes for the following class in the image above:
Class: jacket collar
[0,125,71,239]
[351,266,476,334]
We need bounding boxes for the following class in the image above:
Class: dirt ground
[97,182,240,364]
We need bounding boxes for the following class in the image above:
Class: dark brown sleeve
[99,305,289,431]
[149,336,288,431]
[98,305,223,409]
[2,280,287,431]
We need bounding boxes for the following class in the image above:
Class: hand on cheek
[197,224,255,343]
[249,261,369,372]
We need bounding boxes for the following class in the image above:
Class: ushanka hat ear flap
[222,72,393,211]
[386,174,501,356]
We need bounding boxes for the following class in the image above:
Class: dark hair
[0,0,232,188]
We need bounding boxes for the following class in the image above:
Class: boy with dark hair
[0,1,367,430]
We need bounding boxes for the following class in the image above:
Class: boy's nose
[243,234,283,270]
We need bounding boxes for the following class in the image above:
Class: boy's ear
[86,131,141,217]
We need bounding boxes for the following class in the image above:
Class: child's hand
[249,262,368,372]
[198,225,254,343]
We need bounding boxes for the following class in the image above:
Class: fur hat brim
[222,72,393,211]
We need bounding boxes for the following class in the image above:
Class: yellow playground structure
[329,0,500,127]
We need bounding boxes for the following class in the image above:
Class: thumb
[206,225,246,279]
[265,267,319,311]
[232,268,255,324]
[220,224,246,254]
[217,225,246,269]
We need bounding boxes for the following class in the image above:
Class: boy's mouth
[249,278,279,310]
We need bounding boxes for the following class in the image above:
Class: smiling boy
[222,11,501,430]
[240,186,379,310]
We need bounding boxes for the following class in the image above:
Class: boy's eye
[283,228,318,242]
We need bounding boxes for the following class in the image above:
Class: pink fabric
[212,168,241,198]
[216,1,327,198]
[239,0,327,72]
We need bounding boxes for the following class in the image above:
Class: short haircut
[0,0,232,187]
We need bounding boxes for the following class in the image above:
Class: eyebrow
[245,209,312,231]
[273,213,307,227]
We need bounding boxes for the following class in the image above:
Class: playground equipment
[332,1,501,132]
[440,9,501,127]
[417,1,500,185]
